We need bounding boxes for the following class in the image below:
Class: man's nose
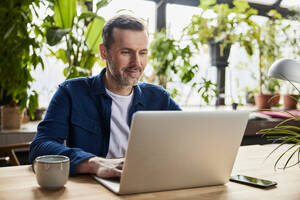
[131,52,141,66]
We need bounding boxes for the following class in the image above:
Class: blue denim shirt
[29,68,181,176]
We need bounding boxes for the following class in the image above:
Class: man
[29,15,181,178]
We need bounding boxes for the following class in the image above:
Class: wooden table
[0,145,299,200]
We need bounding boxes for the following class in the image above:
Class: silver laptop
[93,111,249,195]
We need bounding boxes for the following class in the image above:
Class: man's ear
[99,44,107,59]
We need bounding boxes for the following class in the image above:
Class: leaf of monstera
[85,16,105,54]
[54,0,76,29]
[46,28,70,46]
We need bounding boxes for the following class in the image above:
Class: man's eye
[140,51,148,55]
[121,51,130,54]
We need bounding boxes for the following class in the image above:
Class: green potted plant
[281,83,299,110]
[283,94,298,110]
[256,10,300,170]
[45,0,109,79]
[184,0,258,105]
[148,31,198,88]
[249,10,289,109]
[257,89,300,169]
[185,0,258,66]
[266,78,281,107]
[148,30,217,105]
[0,0,44,129]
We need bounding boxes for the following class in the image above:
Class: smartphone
[230,175,277,188]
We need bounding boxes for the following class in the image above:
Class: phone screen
[230,175,277,188]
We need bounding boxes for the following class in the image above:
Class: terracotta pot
[270,94,280,107]
[283,95,298,110]
[254,94,273,109]
[1,105,24,130]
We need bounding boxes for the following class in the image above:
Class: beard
[107,57,143,87]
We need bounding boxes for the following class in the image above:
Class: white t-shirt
[105,88,134,158]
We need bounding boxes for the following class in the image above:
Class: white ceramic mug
[33,155,70,190]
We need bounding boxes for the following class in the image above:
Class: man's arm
[163,90,182,111]
[29,85,96,176]
[29,84,124,178]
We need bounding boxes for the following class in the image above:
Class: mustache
[124,66,142,72]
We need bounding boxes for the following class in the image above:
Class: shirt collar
[132,83,144,106]
[90,68,107,95]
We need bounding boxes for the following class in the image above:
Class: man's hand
[75,157,124,178]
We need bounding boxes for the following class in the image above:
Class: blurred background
[1,0,300,119]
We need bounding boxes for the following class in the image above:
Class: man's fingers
[89,157,125,178]
[97,167,122,178]
[116,163,123,170]
[112,168,122,177]
[111,158,124,164]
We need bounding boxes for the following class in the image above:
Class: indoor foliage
[45,0,110,79]
[257,79,300,170]
[0,0,44,117]
[149,31,217,104]
[185,0,258,55]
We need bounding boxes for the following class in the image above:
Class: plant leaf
[28,91,39,120]
[46,28,70,46]
[4,24,16,40]
[283,145,300,169]
[78,12,97,22]
[85,16,105,54]
[199,0,215,10]
[54,0,76,28]
[54,49,68,64]
[96,0,112,11]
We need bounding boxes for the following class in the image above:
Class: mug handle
[32,159,36,173]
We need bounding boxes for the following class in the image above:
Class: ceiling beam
[145,0,295,17]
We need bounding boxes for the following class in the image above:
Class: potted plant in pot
[283,94,298,110]
[184,0,258,105]
[266,78,281,107]
[257,111,300,169]
[279,11,300,110]
[282,82,299,110]
[249,10,290,109]
[257,81,300,169]
[0,0,44,129]
[256,18,300,169]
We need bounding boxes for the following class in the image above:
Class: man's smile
[124,67,141,77]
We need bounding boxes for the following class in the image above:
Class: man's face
[101,28,148,87]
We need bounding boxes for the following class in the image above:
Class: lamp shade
[268,58,300,83]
